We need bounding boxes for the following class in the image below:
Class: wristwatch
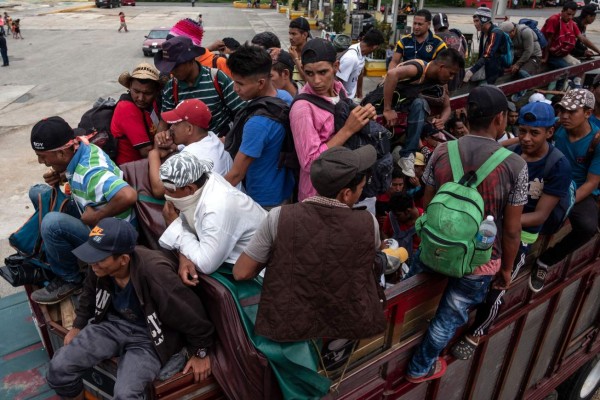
[195,348,208,359]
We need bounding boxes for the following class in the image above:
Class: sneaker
[529,261,548,293]
[31,278,82,304]
[398,153,416,178]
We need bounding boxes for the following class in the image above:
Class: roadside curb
[44,4,95,14]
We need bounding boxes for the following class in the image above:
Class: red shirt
[120,15,125,23]
[110,100,158,165]
[541,14,581,57]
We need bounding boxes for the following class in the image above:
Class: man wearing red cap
[148,98,236,198]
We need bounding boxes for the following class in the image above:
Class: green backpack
[415,141,512,278]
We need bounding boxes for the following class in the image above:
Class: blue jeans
[406,261,493,377]
[47,316,161,398]
[400,98,429,157]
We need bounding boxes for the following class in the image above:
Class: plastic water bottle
[475,216,497,250]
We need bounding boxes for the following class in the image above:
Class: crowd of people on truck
[5,3,600,397]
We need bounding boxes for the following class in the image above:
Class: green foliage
[332,5,346,33]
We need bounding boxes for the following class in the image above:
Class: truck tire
[558,355,600,400]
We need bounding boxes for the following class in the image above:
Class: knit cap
[474,7,492,24]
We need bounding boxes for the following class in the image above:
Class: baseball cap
[161,99,212,129]
[310,145,377,198]
[474,6,492,24]
[154,36,204,74]
[518,102,556,127]
[432,13,448,30]
[528,92,552,105]
[31,117,76,152]
[500,21,516,33]
[507,101,517,113]
[289,17,310,32]
[467,86,509,119]
[160,152,214,190]
[558,88,595,110]
[72,218,138,264]
[580,4,599,18]
[301,38,337,65]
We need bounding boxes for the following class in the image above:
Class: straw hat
[118,63,160,89]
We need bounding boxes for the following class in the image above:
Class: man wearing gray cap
[158,152,266,285]
[233,145,386,342]
[499,21,542,78]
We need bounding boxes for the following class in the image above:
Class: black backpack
[224,96,299,172]
[77,93,150,161]
[293,92,393,199]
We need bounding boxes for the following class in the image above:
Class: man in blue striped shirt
[29,117,137,304]
[155,36,245,138]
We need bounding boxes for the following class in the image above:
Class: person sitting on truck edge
[154,36,244,138]
[541,2,600,80]
[572,5,598,59]
[111,63,162,166]
[405,86,528,383]
[382,48,462,178]
[464,7,509,85]
[148,99,236,198]
[268,47,303,98]
[336,28,384,100]
[29,117,137,305]
[232,145,386,342]
[289,38,377,201]
[499,21,543,79]
[388,9,447,71]
[288,17,311,83]
[530,89,600,292]
[452,101,572,360]
[46,217,215,399]
[158,152,266,285]
[223,44,295,209]
[431,12,467,91]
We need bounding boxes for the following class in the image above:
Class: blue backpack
[493,27,514,68]
[518,18,548,49]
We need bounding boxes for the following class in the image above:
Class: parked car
[142,27,170,57]
[122,0,135,5]
[95,0,121,8]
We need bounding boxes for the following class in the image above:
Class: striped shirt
[65,143,134,222]
[395,31,447,62]
[161,63,246,135]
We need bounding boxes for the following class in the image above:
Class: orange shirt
[196,49,232,77]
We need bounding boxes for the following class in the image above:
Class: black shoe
[1,65,7,67]
[529,262,548,293]
[30,277,82,304]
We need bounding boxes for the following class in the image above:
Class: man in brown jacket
[233,145,386,341]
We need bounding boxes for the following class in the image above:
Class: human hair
[467,110,506,131]
[392,167,405,180]
[389,192,415,213]
[343,172,367,194]
[434,48,465,69]
[223,37,241,51]
[415,9,432,22]
[226,44,272,78]
[131,78,161,91]
[563,1,578,11]
[251,31,281,49]
[272,60,293,77]
[362,29,385,46]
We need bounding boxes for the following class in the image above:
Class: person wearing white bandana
[158,152,266,286]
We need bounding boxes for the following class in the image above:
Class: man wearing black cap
[590,74,600,127]
[405,86,527,382]
[154,36,245,138]
[268,47,302,97]
[573,4,599,58]
[289,38,377,201]
[28,117,137,304]
[46,218,215,399]
[233,145,386,342]
[288,17,311,82]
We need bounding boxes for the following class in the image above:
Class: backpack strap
[472,147,513,187]
[212,54,219,68]
[293,93,336,114]
[210,68,225,102]
[584,129,600,168]
[172,78,179,105]
[447,140,465,183]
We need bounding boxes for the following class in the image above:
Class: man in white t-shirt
[336,29,384,99]
[148,99,237,198]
